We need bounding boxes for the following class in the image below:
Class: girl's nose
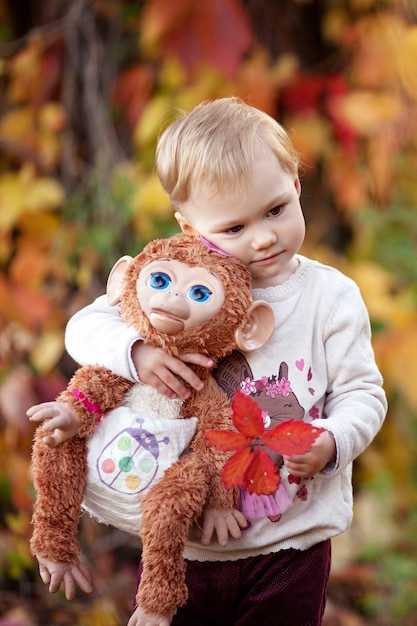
[251,227,277,249]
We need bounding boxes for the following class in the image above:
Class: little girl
[31,97,387,626]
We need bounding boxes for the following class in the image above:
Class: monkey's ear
[107,255,134,306]
[235,301,275,352]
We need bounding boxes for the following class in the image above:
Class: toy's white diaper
[81,385,197,534]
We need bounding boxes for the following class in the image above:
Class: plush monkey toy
[30,234,274,621]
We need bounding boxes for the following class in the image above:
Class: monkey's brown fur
[30,234,255,617]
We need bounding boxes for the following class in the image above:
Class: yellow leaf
[396,25,417,100]
[327,154,367,213]
[8,36,43,102]
[132,173,171,217]
[330,90,405,137]
[347,261,417,329]
[133,95,173,147]
[380,328,417,412]
[230,48,279,115]
[177,65,224,111]
[322,7,349,45]
[140,0,189,55]
[30,330,65,374]
[0,172,26,232]
[0,107,36,144]
[38,101,68,132]
[159,56,187,90]
[287,113,332,166]
[18,211,61,240]
[35,130,62,170]
[349,14,405,89]
[81,599,119,626]
[0,167,64,232]
[25,177,65,212]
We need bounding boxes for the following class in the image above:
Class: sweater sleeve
[64,294,141,382]
[312,280,387,473]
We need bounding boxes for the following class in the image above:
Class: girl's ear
[107,255,133,306]
[294,175,301,197]
[174,211,199,235]
[235,301,275,352]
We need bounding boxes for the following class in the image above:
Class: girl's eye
[188,285,212,302]
[268,205,283,217]
[227,224,244,234]
[148,272,171,290]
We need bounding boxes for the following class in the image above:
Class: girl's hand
[283,430,336,478]
[127,606,173,626]
[132,341,214,400]
[27,402,79,446]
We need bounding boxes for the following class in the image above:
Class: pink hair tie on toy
[72,389,103,424]
[199,236,231,257]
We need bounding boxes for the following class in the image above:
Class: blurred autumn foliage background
[1,0,417,624]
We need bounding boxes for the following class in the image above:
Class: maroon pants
[134,539,331,625]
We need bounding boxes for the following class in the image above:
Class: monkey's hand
[199,507,249,547]
[37,555,93,600]
[27,401,79,446]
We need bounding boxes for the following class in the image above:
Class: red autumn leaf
[231,390,264,437]
[242,448,281,495]
[111,65,154,128]
[205,429,248,451]
[221,446,253,490]
[206,391,324,495]
[141,0,253,77]
[263,420,323,456]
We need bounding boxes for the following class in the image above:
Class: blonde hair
[156,97,299,207]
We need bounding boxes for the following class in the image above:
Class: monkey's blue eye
[188,285,212,302]
[148,272,171,290]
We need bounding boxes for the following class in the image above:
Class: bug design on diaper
[96,417,169,495]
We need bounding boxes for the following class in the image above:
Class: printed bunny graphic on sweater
[215,354,313,520]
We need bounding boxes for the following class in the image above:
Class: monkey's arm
[136,452,210,617]
[184,377,236,510]
[30,366,133,564]
[60,365,133,437]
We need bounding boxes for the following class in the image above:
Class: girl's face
[176,149,305,289]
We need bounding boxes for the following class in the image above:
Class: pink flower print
[309,406,320,420]
[276,378,292,396]
[288,473,301,485]
[240,378,256,395]
[297,486,308,501]
[265,381,280,398]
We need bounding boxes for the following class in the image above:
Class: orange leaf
[264,420,323,456]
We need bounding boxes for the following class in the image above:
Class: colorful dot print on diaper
[96,418,169,495]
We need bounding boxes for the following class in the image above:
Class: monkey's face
[136,258,225,335]
[119,234,256,358]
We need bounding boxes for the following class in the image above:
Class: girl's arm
[312,282,387,472]
[65,295,214,398]
[65,295,140,382]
